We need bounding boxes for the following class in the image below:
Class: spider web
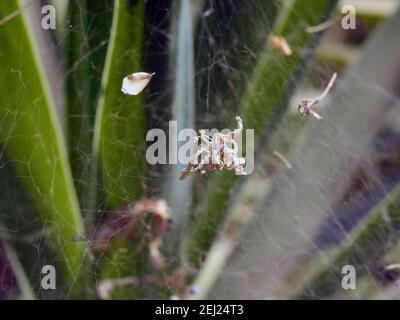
[0,0,400,300]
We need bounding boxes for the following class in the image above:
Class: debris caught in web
[305,16,339,33]
[272,150,292,169]
[268,34,292,56]
[97,275,156,300]
[179,116,247,180]
[384,263,400,271]
[298,72,338,120]
[89,198,171,269]
[121,72,155,95]
[163,268,186,290]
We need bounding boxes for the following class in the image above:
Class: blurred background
[0,0,400,300]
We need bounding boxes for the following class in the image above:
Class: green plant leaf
[92,0,146,299]
[93,0,146,209]
[186,0,338,265]
[0,0,85,292]
[65,0,112,208]
[0,155,64,299]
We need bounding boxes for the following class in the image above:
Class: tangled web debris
[305,16,339,33]
[89,198,171,269]
[179,116,247,180]
[298,72,338,120]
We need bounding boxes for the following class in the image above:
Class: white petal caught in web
[121,72,155,95]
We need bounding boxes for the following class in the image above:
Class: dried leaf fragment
[305,16,339,33]
[385,264,400,271]
[272,150,292,169]
[89,198,171,269]
[268,34,292,56]
[179,116,247,180]
[164,268,186,290]
[298,72,338,120]
[121,72,155,95]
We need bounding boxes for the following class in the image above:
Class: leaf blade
[0,0,85,292]
[93,0,146,209]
